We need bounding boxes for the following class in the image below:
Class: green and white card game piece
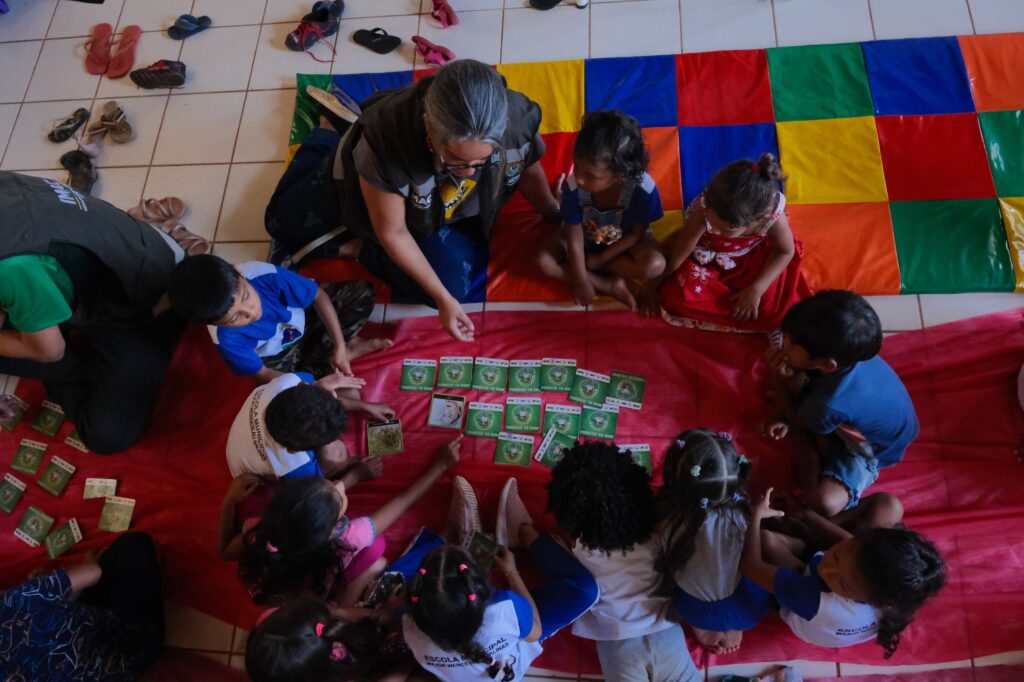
[509,360,542,393]
[607,372,647,410]
[98,496,136,532]
[83,478,118,499]
[535,428,578,469]
[38,455,76,497]
[65,429,89,453]
[542,404,582,439]
[494,432,534,466]
[15,506,55,547]
[31,400,65,437]
[619,444,652,474]
[428,393,466,430]
[468,531,498,572]
[0,474,26,513]
[472,358,509,392]
[568,369,611,408]
[465,402,504,438]
[0,395,28,431]
[401,359,437,391]
[45,518,82,559]
[367,419,405,457]
[505,397,541,433]
[580,404,619,440]
[11,439,47,475]
[540,358,576,392]
[437,356,474,389]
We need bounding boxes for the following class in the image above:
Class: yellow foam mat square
[999,197,1024,291]
[497,60,584,135]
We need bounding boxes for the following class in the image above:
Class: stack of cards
[0,395,28,431]
[569,369,611,408]
[504,397,541,433]
[400,360,437,391]
[535,428,577,469]
[83,478,118,499]
[606,372,647,410]
[98,496,136,532]
[367,420,405,457]
[580,404,619,440]
[540,358,576,392]
[509,360,542,393]
[465,402,504,438]
[472,358,509,392]
[45,519,82,559]
[15,506,55,547]
[494,432,534,466]
[620,444,653,474]
[437,356,473,389]
[542,404,582,439]
[428,393,465,430]
[38,456,76,497]
[0,474,26,513]
[31,400,65,437]
[12,439,46,475]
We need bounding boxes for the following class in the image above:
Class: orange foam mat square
[958,33,1024,112]
[643,126,683,212]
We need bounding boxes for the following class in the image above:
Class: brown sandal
[160,219,210,256]
[127,196,186,224]
[86,101,133,144]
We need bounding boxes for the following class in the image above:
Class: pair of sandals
[85,23,141,78]
[127,197,211,257]
[352,29,454,66]
[167,14,212,40]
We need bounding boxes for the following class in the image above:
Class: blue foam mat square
[862,36,975,115]
[679,123,780,206]
[584,55,678,128]
[332,70,414,108]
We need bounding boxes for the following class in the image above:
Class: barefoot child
[536,110,666,310]
[743,488,945,657]
[639,154,808,331]
[657,429,770,655]
[168,254,392,385]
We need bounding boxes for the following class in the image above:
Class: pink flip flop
[412,35,455,67]
[430,0,459,28]
[106,25,142,79]
[84,23,113,75]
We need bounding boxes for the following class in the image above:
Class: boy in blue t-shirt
[763,290,919,519]
[168,254,391,384]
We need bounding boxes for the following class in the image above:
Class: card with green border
[542,404,581,439]
[0,474,27,513]
[619,444,652,474]
[15,506,55,547]
[494,432,534,466]
[12,439,47,475]
[437,356,474,389]
[606,372,647,410]
[580,404,619,440]
[31,400,65,437]
[540,358,576,392]
[535,428,578,469]
[65,429,89,453]
[504,397,541,433]
[472,358,509,392]
[45,518,83,559]
[38,455,76,497]
[98,496,135,532]
[568,369,611,408]
[0,395,29,431]
[465,402,504,438]
[427,393,466,430]
[83,478,118,499]
[508,360,542,393]
[468,531,498,572]
[400,359,437,391]
[366,420,404,457]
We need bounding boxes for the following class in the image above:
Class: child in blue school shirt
[167,254,391,384]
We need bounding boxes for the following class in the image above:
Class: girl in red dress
[639,153,810,333]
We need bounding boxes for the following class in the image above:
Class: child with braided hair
[657,428,770,655]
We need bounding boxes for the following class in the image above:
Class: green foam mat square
[979,110,1024,197]
[767,43,875,121]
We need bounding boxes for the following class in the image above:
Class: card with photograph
[427,393,466,430]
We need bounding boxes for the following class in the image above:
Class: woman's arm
[360,178,475,342]
[517,163,561,221]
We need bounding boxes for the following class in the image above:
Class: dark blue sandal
[167,14,212,40]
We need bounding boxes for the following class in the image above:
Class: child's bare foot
[693,627,727,653]
[608,276,637,311]
[347,335,393,360]
[719,629,742,654]
[335,238,363,258]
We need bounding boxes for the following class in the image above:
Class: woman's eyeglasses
[437,148,504,172]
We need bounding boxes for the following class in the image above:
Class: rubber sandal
[160,220,210,256]
[167,14,212,40]
[430,0,459,28]
[48,108,90,143]
[353,27,401,55]
[412,35,455,67]
[59,150,97,195]
[306,85,360,127]
[84,23,113,75]
[530,0,561,8]
[129,60,186,89]
[99,100,133,144]
[106,25,141,79]
[285,0,343,60]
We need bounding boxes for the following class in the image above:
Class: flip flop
[306,85,360,130]
[412,35,455,67]
[167,14,212,40]
[59,150,97,195]
[430,0,459,28]
[160,220,210,256]
[84,23,113,75]
[86,101,133,144]
[106,25,142,79]
[529,0,561,8]
[353,27,401,55]
[48,108,90,143]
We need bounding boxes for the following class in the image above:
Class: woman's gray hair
[424,59,508,147]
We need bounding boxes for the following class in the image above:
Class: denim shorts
[821,437,880,510]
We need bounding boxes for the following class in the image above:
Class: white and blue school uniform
[208,261,319,376]
[559,171,664,253]
[224,372,322,479]
[775,552,880,647]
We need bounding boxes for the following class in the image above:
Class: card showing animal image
[540,358,576,392]
[508,360,542,393]
[437,356,474,389]
[568,369,611,409]
[471,358,509,392]
[367,419,405,457]
[504,397,541,433]
[580,404,619,440]
[427,393,466,430]
[468,531,499,572]
[542,404,582,439]
[465,402,504,438]
[493,432,534,466]
[400,359,437,392]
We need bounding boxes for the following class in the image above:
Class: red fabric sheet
[3,310,1024,675]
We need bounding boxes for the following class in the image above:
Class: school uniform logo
[411,191,432,209]
[504,161,524,187]
[441,178,476,221]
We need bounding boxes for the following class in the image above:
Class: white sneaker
[576,0,589,7]
[449,476,482,547]
[496,478,533,549]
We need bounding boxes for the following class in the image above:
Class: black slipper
[353,27,401,55]
[59,150,97,195]
[48,108,90,143]
[530,0,561,8]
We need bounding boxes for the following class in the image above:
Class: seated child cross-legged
[658,429,771,655]
[743,488,945,657]
[546,441,700,682]
[168,253,392,385]
[764,290,919,518]
[535,110,666,310]
[639,153,809,332]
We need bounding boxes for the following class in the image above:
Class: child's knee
[642,249,666,279]
[867,492,904,526]
[807,479,849,517]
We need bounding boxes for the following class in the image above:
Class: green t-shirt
[0,254,74,332]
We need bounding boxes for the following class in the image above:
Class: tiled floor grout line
[770,0,779,48]
[965,0,978,34]
[866,0,878,41]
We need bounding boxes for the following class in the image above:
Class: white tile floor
[0,0,1021,678]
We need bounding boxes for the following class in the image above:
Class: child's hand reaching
[730,286,763,322]
[363,402,396,422]
[434,434,463,469]
[753,487,786,523]
[763,419,789,440]
[494,546,518,576]
[316,373,366,393]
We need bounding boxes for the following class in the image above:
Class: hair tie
[699,497,710,509]
[418,568,427,575]
[718,431,733,441]
[329,641,348,662]
[689,464,702,478]
[266,541,279,553]
[410,596,419,603]
[733,491,743,502]
[676,438,686,449]
[738,454,750,465]
[315,623,325,637]
[467,593,477,601]
[458,563,468,572]
[751,162,761,173]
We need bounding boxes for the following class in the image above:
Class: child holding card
[546,442,700,681]
[168,254,392,385]
[0,532,164,679]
